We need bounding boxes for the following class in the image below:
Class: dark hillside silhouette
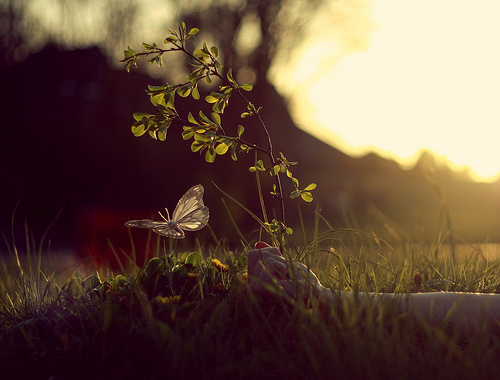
[2,46,500,266]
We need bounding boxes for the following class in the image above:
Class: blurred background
[2,0,500,265]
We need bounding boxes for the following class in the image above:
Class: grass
[2,225,500,380]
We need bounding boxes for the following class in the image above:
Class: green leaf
[187,57,201,66]
[290,191,300,199]
[194,133,210,142]
[157,129,167,141]
[205,148,216,163]
[215,143,229,155]
[213,99,227,113]
[133,113,150,122]
[148,84,169,92]
[150,93,165,107]
[292,177,299,188]
[185,251,202,267]
[123,59,137,72]
[198,111,211,124]
[123,46,136,59]
[147,54,163,66]
[192,86,200,100]
[157,113,173,125]
[191,141,204,152]
[237,124,244,137]
[210,46,219,57]
[194,49,208,60]
[189,68,205,81]
[165,36,178,44]
[205,94,218,103]
[231,144,238,161]
[227,68,236,84]
[187,112,199,125]
[131,125,146,136]
[142,42,156,51]
[188,28,200,36]
[255,160,266,171]
[304,183,317,191]
[145,257,165,277]
[177,85,191,97]
[156,105,176,121]
[241,83,253,91]
[166,91,175,109]
[300,192,314,203]
[182,129,196,140]
[211,112,221,125]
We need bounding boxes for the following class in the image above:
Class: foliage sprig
[121,22,316,245]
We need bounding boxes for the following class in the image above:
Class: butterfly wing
[171,184,210,232]
[125,184,209,239]
[152,224,185,238]
[125,219,164,229]
[125,217,186,239]
[126,219,185,238]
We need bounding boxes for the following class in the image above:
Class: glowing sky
[26,0,500,181]
[275,0,500,182]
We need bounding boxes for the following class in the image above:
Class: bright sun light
[277,0,500,182]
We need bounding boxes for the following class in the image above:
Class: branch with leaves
[121,22,316,246]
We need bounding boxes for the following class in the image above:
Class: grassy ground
[1,230,500,380]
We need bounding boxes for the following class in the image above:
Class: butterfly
[125,184,209,239]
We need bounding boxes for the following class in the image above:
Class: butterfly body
[125,184,209,239]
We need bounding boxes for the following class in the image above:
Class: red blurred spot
[76,206,159,270]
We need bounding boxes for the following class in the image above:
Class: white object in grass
[125,184,209,239]
[346,291,500,329]
[247,244,500,329]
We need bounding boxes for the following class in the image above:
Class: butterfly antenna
[158,208,170,221]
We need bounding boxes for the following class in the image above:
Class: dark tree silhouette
[175,0,327,82]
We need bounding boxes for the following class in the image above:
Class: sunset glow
[276,0,500,182]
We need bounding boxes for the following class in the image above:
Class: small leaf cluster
[182,112,251,163]
[121,22,255,164]
[250,152,317,203]
[121,22,199,72]
[131,84,179,141]
[264,219,294,236]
